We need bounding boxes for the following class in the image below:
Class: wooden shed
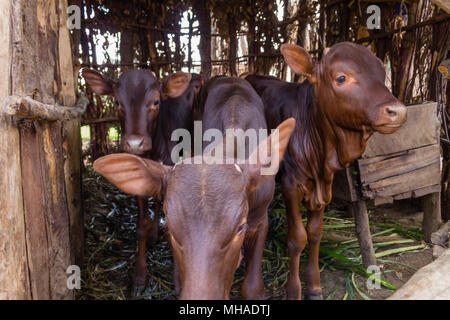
[0,0,86,299]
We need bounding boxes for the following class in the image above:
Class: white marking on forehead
[234,164,242,173]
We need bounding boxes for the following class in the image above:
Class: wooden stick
[356,13,450,44]
[82,117,119,125]
[353,200,377,268]
[421,192,442,242]
[327,0,410,7]
[2,94,89,121]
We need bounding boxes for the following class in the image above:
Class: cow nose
[122,135,150,155]
[127,138,144,150]
[383,104,407,123]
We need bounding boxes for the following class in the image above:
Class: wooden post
[0,0,30,300]
[0,0,85,299]
[421,192,442,242]
[353,200,377,268]
[194,0,212,77]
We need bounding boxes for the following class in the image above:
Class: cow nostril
[124,137,146,153]
[386,107,397,117]
[383,105,407,124]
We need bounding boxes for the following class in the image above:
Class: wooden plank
[40,121,74,299]
[57,0,76,107]
[0,116,31,300]
[412,184,441,198]
[358,145,440,184]
[0,0,30,300]
[363,102,439,158]
[62,118,84,265]
[20,122,51,300]
[373,196,394,206]
[11,0,39,97]
[388,248,450,300]
[394,191,412,200]
[362,161,441,199]
[37,0,58,105]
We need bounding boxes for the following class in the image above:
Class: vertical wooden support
[0,0,83,299]
[353,201,377,268]
[421,192,442,242]
[0,0,31,300]
[63,118,84,266]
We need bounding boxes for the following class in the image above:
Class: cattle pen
[0,0,449,303]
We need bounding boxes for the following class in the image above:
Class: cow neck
[295,81,373,209]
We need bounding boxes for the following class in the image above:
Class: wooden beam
[0,0,30,300]
[82,116,119,125]
[2,94,88,121]
[431,0,450,14]
[388,248,450,299]
[356,13,450,44]
[327,0,410,7]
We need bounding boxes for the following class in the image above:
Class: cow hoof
[131,280,146,297]
[304,294,323,300]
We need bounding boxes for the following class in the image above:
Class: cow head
[281,42,407,135]
[92,118,295,299]
[82,69,160,155]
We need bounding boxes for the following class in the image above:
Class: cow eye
[336,75,346,83]
[154,100,160,106]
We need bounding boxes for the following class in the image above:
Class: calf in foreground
[246,42,407,299]
[93,76,295,299]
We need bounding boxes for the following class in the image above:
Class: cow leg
[173,258,181,297]
[304,207,324,300]
[242,215,268,300]
[147,198,160,244]
[282,180,307,300]
[132,196,151,296]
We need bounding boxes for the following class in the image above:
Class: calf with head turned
[245,42,407,299]
[82,69,200,296]
[93,76,295,299]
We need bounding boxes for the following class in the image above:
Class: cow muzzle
[121,135,152,155]
[374,104,407,134]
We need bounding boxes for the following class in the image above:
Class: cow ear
[244,118,296,192]
[163,72,192,99]
[238,72,251,79]
[82,69,115,96]
[281,44,314,78]
[93,153,170,198]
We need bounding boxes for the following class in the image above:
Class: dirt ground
[77,159,434,300]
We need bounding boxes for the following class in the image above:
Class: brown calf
[245,42,407,299]
[82,69,199,296]
[93,76,295,299]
